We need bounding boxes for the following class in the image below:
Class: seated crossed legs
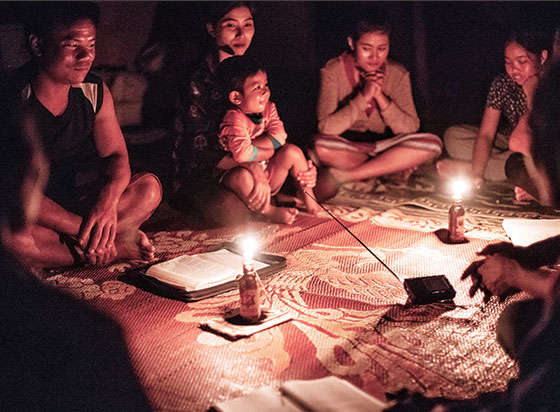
[221,143,321,225]
[312,132,442,201]
[4,173,162,269]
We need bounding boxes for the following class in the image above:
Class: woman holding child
[311,13,443,199]
[172,2,316,225]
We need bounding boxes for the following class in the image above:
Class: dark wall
[3,1,560,144]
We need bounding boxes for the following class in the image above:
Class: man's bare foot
[115,229,155,263]
[304,201,322,216]
[384,167,418,185]
[514,186,539,202]
[261,205,298,224]
[436,158,471,178]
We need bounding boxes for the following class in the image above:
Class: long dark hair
[505,27,550,57]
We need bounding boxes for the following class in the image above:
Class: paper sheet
[502,218,560,247]
[213,376,392,412]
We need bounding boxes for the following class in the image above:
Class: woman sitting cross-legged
[309,11,442,201]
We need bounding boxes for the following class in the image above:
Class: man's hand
[476,254,520,300]
[296,160,317,188]
[461,242,524,302]
[461,260,493,302]
[477,240,550,270]
[78,192,118,263]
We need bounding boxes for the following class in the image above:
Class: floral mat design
[331,168,560,229]
[42,196,527,411]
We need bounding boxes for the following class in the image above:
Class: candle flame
[243,237,257,261]
[451,178,468,199]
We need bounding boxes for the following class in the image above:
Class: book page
[146,249,269,290]
[280,376,391,412]
[502,218,560,247]
[214,387,301,412]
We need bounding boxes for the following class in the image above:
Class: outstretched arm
[470,106,501,188]
[461,236,560,301]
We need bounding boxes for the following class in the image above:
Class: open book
[140,243,287,301]
[502,218,560,247]
[214,376,393,412]
[145,248,269,291]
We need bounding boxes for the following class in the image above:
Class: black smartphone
[403,275,456,304]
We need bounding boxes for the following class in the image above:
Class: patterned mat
[331,169,560,224]
[40,169,560,410]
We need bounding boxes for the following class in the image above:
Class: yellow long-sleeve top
[218,101,288,165]
[317,52,421,137]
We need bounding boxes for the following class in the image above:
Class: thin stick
[303,190,403,283]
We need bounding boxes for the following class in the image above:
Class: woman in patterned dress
[437,28,550,189]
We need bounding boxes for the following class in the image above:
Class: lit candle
[238,237,262,323]
[448,179,467,243]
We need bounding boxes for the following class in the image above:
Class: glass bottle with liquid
[448,194,465,243]
[238,261,262,323]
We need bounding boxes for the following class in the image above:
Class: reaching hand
[477,240,552,270]
[296,160,317,188]
[461,242,525,302]
[476,254,520,300]
[461,260,493,302]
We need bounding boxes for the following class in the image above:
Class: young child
[215,56,320,224]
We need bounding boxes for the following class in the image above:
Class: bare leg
[13,173,162,268]
[436,158,472,179]
[267,144,321,215]
[321,146,437,183]
[222,167,299,224]
[197,183,253,228]
[112,173,162,263]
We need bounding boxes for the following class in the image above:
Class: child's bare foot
[115,229,155,263]
[298,191,321,215]
[514,186,539,202]
[274,193,305,208]
[436,158,471,178]
[261,205,298,224]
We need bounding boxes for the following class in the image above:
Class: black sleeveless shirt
[19,67,104,212]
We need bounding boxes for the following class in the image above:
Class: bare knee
[222,167,254,194]
[2,229,33,258]
[129,173,163,212]
[1,228,43,267]
[276,143,304,163]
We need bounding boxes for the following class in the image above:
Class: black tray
[137,242,286,301]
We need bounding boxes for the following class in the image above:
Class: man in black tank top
[5,2,162,268]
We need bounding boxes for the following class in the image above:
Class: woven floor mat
[41,201,524,411]
[330,170,560,229]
